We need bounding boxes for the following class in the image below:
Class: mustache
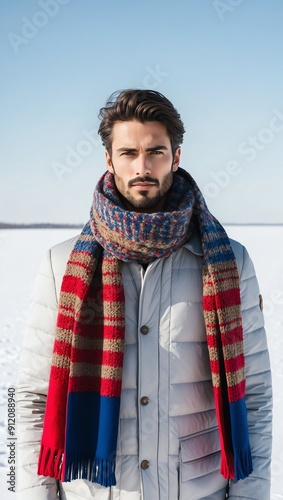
[128,176,160,187]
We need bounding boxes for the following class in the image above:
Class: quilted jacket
[16,231,272,499]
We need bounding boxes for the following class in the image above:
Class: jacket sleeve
[16,250,59,500]
[228,245,273,499]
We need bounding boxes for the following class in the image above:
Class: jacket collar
[183,230,204,256]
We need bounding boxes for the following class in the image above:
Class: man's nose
[134,154,151,176]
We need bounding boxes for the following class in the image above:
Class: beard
[121,189,165,210]
[113,170,174,211]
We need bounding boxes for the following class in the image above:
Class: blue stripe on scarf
[229,398,253,480]
[64,393,120,486]
[199,224,236,264]
[72,223,102,257]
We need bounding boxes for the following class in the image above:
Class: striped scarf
[38,168,252,487]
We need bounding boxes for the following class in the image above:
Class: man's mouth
[131,183,157,190]
[132,182,156,186]
[129,177,159,189]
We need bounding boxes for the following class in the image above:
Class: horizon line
[0,222,283,229]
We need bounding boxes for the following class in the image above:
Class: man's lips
[131,182,158,187]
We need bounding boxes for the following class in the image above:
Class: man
[17,89,272,499]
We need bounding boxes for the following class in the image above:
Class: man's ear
[172,147,181,172]
[106,150,114,173]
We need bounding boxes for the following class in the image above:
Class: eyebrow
[116,145,169,152]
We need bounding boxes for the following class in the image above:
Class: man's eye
[150,150,163,155]
[121,151,134,156]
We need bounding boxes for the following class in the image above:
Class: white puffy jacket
[16,232,272,500]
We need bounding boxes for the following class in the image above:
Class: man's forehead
[111,120,170,145]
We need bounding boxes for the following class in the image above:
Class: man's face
[105,120,181,212]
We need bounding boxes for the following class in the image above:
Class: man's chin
[130,194,159,207]
[121,193,168,213]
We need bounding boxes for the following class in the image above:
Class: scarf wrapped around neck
[38,167,252,486]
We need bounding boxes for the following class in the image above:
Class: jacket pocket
[178,426,227,500]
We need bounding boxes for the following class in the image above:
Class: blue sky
[1,0,283,223]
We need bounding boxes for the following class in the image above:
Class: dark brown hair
[98,89,185,155]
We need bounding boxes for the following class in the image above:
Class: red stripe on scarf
[53,342,123,365]
[57,316,125,338]
[206,329,243,347]
[203,291,241,311]
[71,348,124,366]
[69,375,122,397]
[214,380,246,403]
[212,387,235,479]
[224,354,245,372]
[227,379,246,401]
[210,355,244,379]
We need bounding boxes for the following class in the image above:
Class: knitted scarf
[38,168,252,487]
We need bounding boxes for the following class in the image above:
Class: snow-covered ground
[0,227,282,499]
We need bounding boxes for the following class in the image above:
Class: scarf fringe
[220,446,253,481]
[37,445,63,479]
[220,451,235,480]
[234,446,253,481]
[65,453,116,487]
